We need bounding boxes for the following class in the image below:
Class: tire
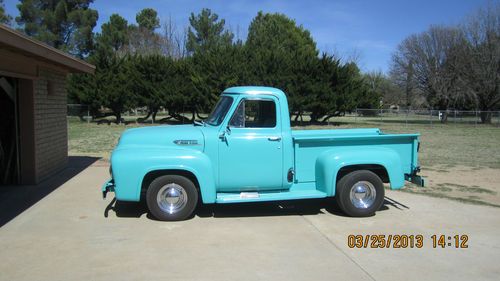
[146,175,198,221]
[335,170,385,217]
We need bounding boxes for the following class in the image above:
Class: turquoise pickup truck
[103,86,424,221]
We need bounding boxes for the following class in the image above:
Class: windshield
[206,96,234,126]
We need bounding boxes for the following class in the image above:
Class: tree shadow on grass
[0,156,100,227]
[364,119,438,125]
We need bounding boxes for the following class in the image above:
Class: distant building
[0,24,95,185]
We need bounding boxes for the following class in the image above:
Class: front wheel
[335,170,385,217]
[146,175,198,221]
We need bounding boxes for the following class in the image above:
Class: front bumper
[102,179,115,199]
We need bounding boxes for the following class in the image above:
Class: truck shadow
[197,198,345,218]
[106,197,407,220]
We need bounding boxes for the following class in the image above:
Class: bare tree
[390,52,417,108]
[391,25,466,122]
[162,15,188,59]
[454,2,500,123]
[364,71,402,108]
[126,26,164,55]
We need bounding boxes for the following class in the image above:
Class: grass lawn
[300,116,500,169]
[69,115,500,169]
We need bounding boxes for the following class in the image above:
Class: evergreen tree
[97,53,136,123]
[16,0,98,57]
[186,8,234,55]
[132,54,176,122]
[245,12,319,119]
[0,0,12,25]
[96,14,129,54]
[186,8,238,117]
[67,68,99,119]
[68,13,138,122]
[136,8,160,32]
[128,8,163,55]
[306,54,341,123]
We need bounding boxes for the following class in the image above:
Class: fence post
[475,111,478,127]
[87,106,90,124]
[354,108,357,123]
[405,109,408,127]
[430,110,433,126]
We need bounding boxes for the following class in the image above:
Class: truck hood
[116,125,204,151]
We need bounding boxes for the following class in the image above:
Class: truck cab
[210,88,292,192]
[103,86,424,221]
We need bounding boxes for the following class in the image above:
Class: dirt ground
[403,165,500,207]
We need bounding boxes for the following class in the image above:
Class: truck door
[218,97,283,191]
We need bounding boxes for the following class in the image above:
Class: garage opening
[0,76,20,185]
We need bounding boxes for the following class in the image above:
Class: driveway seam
[301,216,377,281]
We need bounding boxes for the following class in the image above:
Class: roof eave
[0,24,95,74]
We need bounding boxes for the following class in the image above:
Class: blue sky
[3,0,492,73]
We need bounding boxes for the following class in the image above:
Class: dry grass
[69,116,500,168]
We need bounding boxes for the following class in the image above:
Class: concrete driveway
[1,159,499,281]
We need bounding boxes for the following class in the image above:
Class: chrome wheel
[156,183,188,214]
[349,181,376,209]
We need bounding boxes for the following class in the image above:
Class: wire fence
[67,104,500,127]
[67,104,92,123]
[346,109,500,127]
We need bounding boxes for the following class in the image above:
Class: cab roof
[223,86,286,99]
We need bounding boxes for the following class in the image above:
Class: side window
[229,101,245,127]
[229,99,276,128]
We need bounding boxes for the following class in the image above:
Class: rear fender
[315,147,404,196]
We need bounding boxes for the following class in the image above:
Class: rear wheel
[146,175,198,221]
[335,170,384,217]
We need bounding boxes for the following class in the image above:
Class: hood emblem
[174,140,199,145]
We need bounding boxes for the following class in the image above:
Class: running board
[216,190,327,203]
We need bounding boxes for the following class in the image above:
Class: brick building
[0,24,95,185]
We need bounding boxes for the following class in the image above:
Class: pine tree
[16,0,98,57]
[245,12,319,119]
[0,0,12,25]
[186,8,234,55]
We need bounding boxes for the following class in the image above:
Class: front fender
[111,147,216,203]
[315,147,404,196]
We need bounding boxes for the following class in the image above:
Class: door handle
[268,137,281,141]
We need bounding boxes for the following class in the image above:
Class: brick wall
[33,68,68,182]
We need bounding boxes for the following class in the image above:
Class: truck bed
[292,128,420,184]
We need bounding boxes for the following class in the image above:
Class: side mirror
[219,126,231,141]
[218,131,226,140]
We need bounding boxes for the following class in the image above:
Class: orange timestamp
[347,234,469,249]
